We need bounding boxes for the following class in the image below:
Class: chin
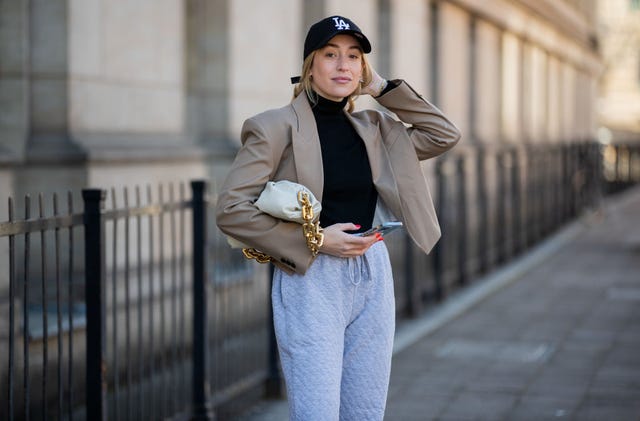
[329,87,357,99]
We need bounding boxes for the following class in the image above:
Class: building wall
[0,0,601,200]
[597,0,640,134]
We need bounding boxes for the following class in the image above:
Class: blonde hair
[292,50,373,113]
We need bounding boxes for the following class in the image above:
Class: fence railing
[602,142,640,194]
[0,180,267,421]
[2,140,639,420]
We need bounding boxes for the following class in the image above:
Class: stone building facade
[597,0,640,137]
[1,0,600,202]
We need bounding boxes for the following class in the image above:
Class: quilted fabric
[272,242,395,420]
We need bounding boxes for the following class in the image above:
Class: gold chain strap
[241,248,272,263]
[298,190,324,257]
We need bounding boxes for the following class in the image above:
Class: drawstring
[348,257,361,285]
[348,249,373,286]
[362,249,372,283]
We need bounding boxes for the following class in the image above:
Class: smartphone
[357,221,403,237]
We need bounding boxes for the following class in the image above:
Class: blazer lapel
[290,93,324,202]
[345,111,404,221]
[344,112,381,181]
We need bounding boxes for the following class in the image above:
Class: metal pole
[404,232,418,317]
[456,155,467,285]
[190,180,215,421]
[511,148,521,255]
[495,152,506,264]
[265,264,283,397]
[83,189,107,421]
[432,159,446,301]
[476,147,488,274]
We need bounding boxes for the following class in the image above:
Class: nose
[337,56,347,71]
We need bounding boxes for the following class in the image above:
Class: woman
[216,15,460,420]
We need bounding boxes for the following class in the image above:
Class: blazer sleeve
[215,116,315,274]
[375,80,462,160]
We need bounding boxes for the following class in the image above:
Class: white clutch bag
[226,180,321,249]
[255,180,321,224]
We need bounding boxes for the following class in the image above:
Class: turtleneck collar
[310,91,349,115]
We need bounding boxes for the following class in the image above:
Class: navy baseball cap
[291,16,371,84]
[303,16,372,59]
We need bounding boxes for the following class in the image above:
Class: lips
[332,77,352,83]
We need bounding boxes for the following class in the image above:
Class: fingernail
[355,224,361,229]
[375,233,382,239]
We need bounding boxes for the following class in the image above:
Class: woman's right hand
[320,223,382,258]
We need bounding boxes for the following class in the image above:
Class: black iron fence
[602,142,640,194]
[1,140,639,420]
[1,181,268,421]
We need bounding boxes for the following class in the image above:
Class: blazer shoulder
[241,103,298,150]
[245,102,297,130]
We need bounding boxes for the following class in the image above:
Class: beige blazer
[216,80,461,274]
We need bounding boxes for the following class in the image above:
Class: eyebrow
[324,42,361,51]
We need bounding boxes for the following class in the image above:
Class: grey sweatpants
[272,241,395,421]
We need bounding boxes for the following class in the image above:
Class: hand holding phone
[356,221,403,237]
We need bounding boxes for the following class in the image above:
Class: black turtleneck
[310,94,378,233]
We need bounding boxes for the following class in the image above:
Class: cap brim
[347,31,372,53]
[315,31,371,54]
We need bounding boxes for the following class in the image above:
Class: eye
[349,54,360,60]
[325,52,336,58]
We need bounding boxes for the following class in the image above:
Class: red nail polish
[355,224,361,229]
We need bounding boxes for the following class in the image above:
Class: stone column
[186,0,231,150]
[547,55,562,143]
[561,61,576,142]
[389,0,429,95]
[0,0,29,164]
[475,20,501,145]
[501,32,522,144]
[2,0,209,196]
[227,0,302,140]
[70,0,206,187]
[303,0,326,28]
[523,44,547,144]
[438,2,470,138]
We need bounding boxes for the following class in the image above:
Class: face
[309,34,363,101]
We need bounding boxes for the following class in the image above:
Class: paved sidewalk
[239,185,640,420]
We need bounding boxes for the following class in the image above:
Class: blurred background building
[597,0,640,140]
[1,0,601,200]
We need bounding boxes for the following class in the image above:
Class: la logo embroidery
[332,17,350,30]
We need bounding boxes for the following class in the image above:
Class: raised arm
[372,77,462,160]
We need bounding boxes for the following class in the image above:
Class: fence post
[476,146,489,274]
[432,158,445,301]
[265,264,283,397]
[456,155,467,285]
[190,180,215,421]
[404,232,418,317]
[83,189,107,421]
[511,148,521,256]
[495,151,506,264]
